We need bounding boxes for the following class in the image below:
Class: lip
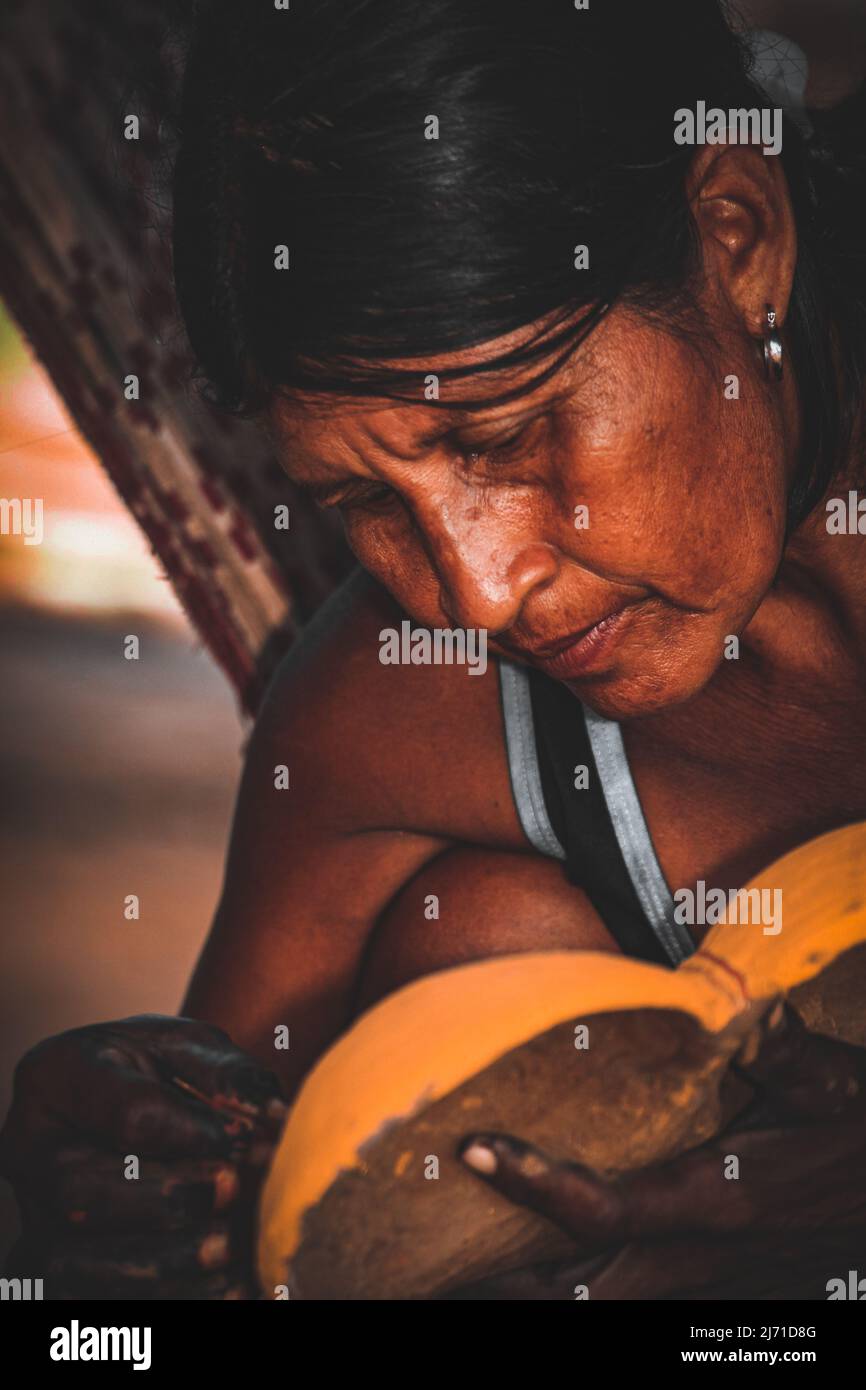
[513,602,642,680]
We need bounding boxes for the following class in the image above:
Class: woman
[2,0,866,1299]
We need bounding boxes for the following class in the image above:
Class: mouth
[503,601,643,681]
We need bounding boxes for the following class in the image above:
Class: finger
[19,1149,245,1236]
[154,1035,288,1136]
[461,1117,866,1244]
[65,1063,241,1159]
[39,1220,243,1296]
[458,1133,627,1249]
[92,1017,289,1133]
[4,1230,249,1300]
[2,1045,236,1166]
[733,1004,866,1121]
[1,1019,288,1175]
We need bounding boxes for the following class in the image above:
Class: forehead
[267,308,591,456]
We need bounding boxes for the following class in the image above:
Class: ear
[686,145,797,337]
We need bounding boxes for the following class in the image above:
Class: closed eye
[461,414,546,468]
[306,411,547,509]
[311,478,396,512]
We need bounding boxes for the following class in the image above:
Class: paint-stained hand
[456,1007,866,1299]
[0,1015,287,1300]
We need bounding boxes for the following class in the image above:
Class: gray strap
[583,706,694,964]
[498,660,566,861]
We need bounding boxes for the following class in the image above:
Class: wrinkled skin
[2,130,866,1299]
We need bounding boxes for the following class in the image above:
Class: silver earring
[763,304,783,380]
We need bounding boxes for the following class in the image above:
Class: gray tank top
[498,658,694,966]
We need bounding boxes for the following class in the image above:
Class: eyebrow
[284,387,568,499]
[371,396,559,456]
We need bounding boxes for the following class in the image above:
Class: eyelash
[315,480,395,513]
[465,418,541,469]
[314,417,542,511]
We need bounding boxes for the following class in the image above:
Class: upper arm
[182,571,451,1094]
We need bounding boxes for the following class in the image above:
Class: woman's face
[271,295,796,721]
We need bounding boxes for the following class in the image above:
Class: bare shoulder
[252,567,527,847]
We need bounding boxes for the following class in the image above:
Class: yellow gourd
[258,821,866,1299]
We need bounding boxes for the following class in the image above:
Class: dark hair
[172,0,866,524]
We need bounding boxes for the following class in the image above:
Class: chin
[567,645,721,722]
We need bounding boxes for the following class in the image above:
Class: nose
[414,485,559,633]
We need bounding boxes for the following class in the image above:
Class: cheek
[342,509,443,620]
[554,360,787,613]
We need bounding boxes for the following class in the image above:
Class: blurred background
[0,305,245,1258]
[0,0,353,1270]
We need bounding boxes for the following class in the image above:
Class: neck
[745,462,866,689]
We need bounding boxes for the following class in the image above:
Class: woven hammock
[0,0,353,713]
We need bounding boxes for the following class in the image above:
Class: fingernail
[199,1231,230,1269]
[461,1142,498,1175]
[212,1165,239,1211]
[266,1098,289,1122]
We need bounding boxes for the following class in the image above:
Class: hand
[0,1015,287,1300]
[456,1007,866,1300]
